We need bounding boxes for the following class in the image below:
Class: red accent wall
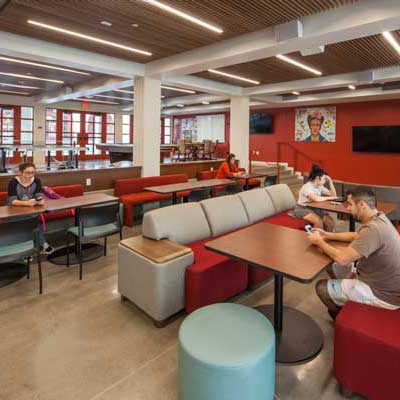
[244,99,400,186]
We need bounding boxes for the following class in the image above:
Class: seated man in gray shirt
[307,187,400,319]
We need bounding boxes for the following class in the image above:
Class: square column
[133,76,161,176]
[230,96,250,171]
[33,104,46,166]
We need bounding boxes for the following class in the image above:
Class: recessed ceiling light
[115,89,134,94]
[0,56,91,76]
[276,54,322,76]
[95,94,133,101]
[177,104,184,107]
[382,31,400,56]
[27,20,152,56]
[292,91,300,95]
[348,85,356,90]
[161,95,165,98]
[0,82,40,89]
[0,72,64,83]
[161,85,196,94]
[77,98,119,105]
[202,101,210,105]
[100,21,112,27]
[0,89,30,95]
[131,23,139,28]
[141,0,223,34]
[208,69,260,85]
[26,72,32,75]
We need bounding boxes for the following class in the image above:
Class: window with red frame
[62,111,81,155]
[162,117,171,144]
[0,106,15,145]
[122,114,133,143]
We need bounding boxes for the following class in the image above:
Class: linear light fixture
[208,69,260,85]
[115,89,134,94]
[202,101,210,105]
[177,104,184,107]
[161,85,196,94]
[0,72,64,83]
[292,91,300,95]
[141,0,223,34]
[382,31,400,56]
[27,20,152,56]
[0,82,41,89]
[276,54,322,76]
[77,98,119,105]
[0,56,90,75]
[95,94,133,101]
[348,85,356,90]
[0,89,30,95]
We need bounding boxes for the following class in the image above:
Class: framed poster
[295,107,336,142]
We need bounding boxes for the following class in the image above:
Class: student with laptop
[293,164,338,231]
[307,187,400,319]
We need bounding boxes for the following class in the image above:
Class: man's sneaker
[23,256,33,263]
[41,245,54,255]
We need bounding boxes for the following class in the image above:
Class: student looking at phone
[293,164,337,231]
[7,162,53,254]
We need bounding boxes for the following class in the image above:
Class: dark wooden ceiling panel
[0,0,357,62]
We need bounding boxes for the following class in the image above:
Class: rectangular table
[45,193,118,212]
[229,172,269,190]
[205,222,346,364]
[307,200,398,231]
[145,179,232,204]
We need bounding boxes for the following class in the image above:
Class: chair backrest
[51,184,84,198]
[78,202,120,229]
[265,184,296,213]
[197,170,217,180]
[0,215,38,247]
[203,140,212,152]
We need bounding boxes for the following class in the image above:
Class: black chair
[66,202,123,280]
[225,183,243,195]
[187,188,211,202]
[0,216,42,293]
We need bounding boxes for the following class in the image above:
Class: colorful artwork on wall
[295,107,336,142]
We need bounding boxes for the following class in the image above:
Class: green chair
[66,202,123,279]
[0,216,42,293]
[179,303,275,400]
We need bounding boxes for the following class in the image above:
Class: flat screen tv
[352,126,400,153]
[249,112,273,134]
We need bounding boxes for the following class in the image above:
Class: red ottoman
[334,301,400,400]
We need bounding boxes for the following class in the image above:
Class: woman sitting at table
[216,153,261,188]
[7,162,54,254]
[293,164,337,231]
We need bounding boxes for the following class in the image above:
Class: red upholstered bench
[185,238,248,313]
[334,301,400,400]
[114,174,190,227]
[262,211,309,230]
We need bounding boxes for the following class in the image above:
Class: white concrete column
[230,96,250,171]
[33,104,46,166]
[133,76,161,176]
[114,112,123,143]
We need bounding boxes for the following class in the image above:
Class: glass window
[121,114,132,144]
[20,106,34,146]
[45,109,57,153]
[21,107,33,119]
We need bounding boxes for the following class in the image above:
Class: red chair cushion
[0,192,7,206]
[197,170,217,180]
[262,211,308,230]
[334,302,400,400]
[185,238,248,313]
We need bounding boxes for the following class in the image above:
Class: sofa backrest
[0,191,7,206]
[237,188,276,224]
[51,184,84,198]
[200,195,249,237]
[142,202,211,244]
[197,170,217,180]
[265,184,296,213]
[114,174,188,196]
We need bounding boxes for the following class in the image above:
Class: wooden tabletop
[120,235,192,263]
[205,223,347,283]
[45,193,118,212]
[0,204,45,220]
[307,200,398,216]
[145,179,232,194]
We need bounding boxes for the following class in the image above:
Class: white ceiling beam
[146,0,400,78]
[36,76,133,104]
[162,93,228,107]
[0,31,145,78]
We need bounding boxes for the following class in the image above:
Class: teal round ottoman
[179,303,275,400]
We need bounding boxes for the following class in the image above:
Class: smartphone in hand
[305,224,314,233]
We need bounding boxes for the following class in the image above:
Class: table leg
[256,274,324,364]
[349,216,356,232]
[0,149,6,173]
[172,192,178,204]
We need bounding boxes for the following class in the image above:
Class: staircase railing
[276,142,323,183]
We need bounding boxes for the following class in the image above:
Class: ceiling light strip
[95,94,133,101]
[208,69,260,85]
[161,85,196,94]
[0,72,64,83]
[276,54,322,76]
[382,31,400,56]
[0,82,40,89]
[348,85,356,90]
[115,89,134,94]
[27,20,152,56]
[0,56,90,75]
[141,0,223,34]
[0,89,30,95]
[77,98,119,105]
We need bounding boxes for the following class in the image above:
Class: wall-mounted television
[352,126,400,153]
[249,112,273,134]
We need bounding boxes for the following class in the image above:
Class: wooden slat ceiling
[195,32,400,87]
[0,0,357,62]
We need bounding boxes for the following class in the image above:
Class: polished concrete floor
[0,226,365,400]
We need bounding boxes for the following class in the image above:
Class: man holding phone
[8,162,53,254]
[307,187,400,319]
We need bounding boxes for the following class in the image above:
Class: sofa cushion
[143,202,211,244]
[263,212,308,230]
[238,188,276,224]
[200,195,249,237]
[265,184,296,213]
